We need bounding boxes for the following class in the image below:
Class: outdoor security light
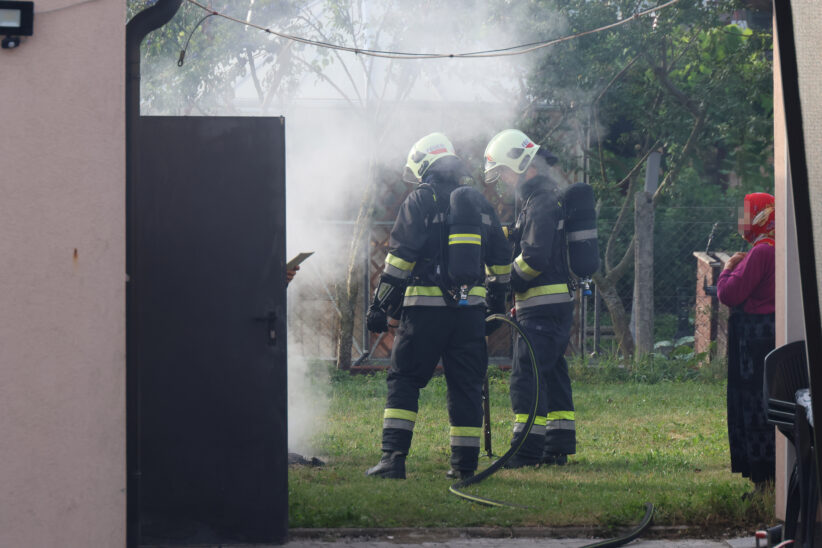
[0,1,33,49]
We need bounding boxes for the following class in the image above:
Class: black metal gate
[127,116,287,545]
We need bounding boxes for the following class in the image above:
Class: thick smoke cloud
[138,0,568,457]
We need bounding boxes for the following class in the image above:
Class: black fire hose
[448,313,654,548]
[448,313,540,507]
[580,503,655,548]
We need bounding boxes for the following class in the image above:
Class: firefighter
[365,132,511,480]
[484,129,576,467]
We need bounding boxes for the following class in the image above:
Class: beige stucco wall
[0,2,126,547]
[793,2,822,333]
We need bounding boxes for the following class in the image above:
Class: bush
[569,340,723,384]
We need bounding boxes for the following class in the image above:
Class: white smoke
[138,0,569,458]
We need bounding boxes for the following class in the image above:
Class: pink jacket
[717,243,775,314]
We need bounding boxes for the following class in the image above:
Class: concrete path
[284,533,761,548]
[285,538,751,547]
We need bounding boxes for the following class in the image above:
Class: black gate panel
[129,116,287,545]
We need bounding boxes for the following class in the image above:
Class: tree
[128,0,306,114]
[514,0,772,356]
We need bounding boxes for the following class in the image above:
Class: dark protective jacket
[510,174,574,317]
[381,157,511,308]
[507,173,577,458]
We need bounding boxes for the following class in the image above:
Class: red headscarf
[739,192,775,246]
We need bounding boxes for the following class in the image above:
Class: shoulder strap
[417,183,459,307]
[416,183,444,228]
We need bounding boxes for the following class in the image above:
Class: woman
[717,192,776,488]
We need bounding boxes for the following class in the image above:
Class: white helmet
[484,129,540,184]
[402,132,457,183]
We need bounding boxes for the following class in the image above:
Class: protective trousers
[380,306,488,472]
[509,302,576,460]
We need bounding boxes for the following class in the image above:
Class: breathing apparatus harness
[447,313,654,548]
[417,182,487,307]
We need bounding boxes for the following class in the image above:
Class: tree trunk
[335,167,375,370]
[335,261,361,371]
[592,272,634,357]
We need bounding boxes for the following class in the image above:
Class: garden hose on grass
[448,314,655,548]
[448,313,540,508]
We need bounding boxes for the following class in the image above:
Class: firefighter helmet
[484,129,540,184]
[402,132,457,183]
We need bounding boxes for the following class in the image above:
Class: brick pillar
[714,251,732,363]
[693,252,731,364]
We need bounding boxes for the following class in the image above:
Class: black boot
[365,451,406,479]
[446,468,475,480]
[501,454,541,469]
[542,452,568,466]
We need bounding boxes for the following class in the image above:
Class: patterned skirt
[726,311,776,484]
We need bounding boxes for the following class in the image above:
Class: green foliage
[507,0,773,357]
[655,312,678,341]
[569,344,723,384]
[517,0,773,213]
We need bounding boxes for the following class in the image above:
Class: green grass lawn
[289,363,774,533]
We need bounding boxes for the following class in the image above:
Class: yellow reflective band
[406,286,485,297]
[485,264,512,276]
[405,286,443,297]
[515,283,569,300]
[515,414,547,426]
[385,253,415,272]
[547,411,575,421]
[502,226,510,238]
[384,408,417,421]
[515,254,541,278]
[468,286,487,297]
[450,426,482,437]
[448,233,482,245]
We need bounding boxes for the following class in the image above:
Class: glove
[484,282,508,335]
[367,275,404,334]
[366,306,388,334]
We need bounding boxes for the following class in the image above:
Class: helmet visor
[484,165,503,184]
[402,165,420,183]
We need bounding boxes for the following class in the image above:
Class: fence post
[633,151,660,358]
[593,284,601,355]
[579,288,586,356]
[362,224,371,357]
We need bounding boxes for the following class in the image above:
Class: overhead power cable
[184,0,682,60]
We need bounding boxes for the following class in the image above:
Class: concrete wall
[0,2,126,546]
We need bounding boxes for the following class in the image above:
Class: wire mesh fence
[585,204,740,357]
[287,194,743,366]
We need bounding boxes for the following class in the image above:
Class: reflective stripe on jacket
[403,285,487,307]
[515,283,573,310]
